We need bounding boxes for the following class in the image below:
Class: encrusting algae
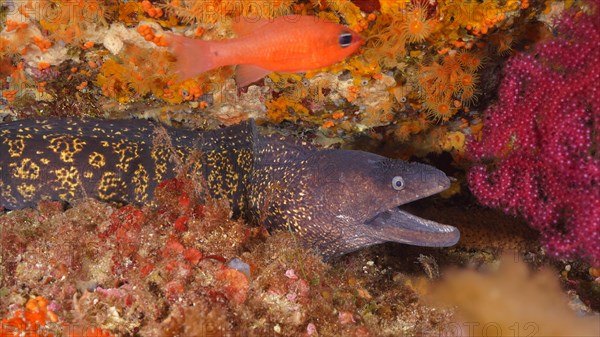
[0,295,114,337]
[0,178,459,336]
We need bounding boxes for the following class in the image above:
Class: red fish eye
[339,33,353,48]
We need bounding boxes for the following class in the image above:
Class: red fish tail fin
[168,34,217,81]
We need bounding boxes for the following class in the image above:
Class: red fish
[169,15,364,87]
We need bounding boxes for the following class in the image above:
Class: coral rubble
[0,179,456,336]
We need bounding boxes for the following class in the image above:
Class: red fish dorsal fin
[231,16,272,36]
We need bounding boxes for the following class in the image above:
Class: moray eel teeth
[0,118,459,258]
[366,210,460,247]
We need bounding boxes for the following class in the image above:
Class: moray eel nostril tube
[0,118,459,257]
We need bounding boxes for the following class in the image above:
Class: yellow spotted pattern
[0,118,256,215]
[98,171,126,201]
[9,158,40,180]
[88,151,106,168]
[132,163,150,203]
[3,136,27,157]
[47,135,86,163]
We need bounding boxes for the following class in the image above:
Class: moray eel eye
[392,176,405,191]
[339,32,353,48]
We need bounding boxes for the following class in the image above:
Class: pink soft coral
[467,3,600,263]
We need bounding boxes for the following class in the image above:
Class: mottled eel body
[0,118,459,257]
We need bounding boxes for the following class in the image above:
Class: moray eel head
[293,150,459,257]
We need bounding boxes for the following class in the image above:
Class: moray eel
[0,118,459,257]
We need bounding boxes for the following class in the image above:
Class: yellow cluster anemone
[363,1,436,68]
[436,0,523,41]
[35,0,109,44]
[417,52,481,121]
[95,44,183,104]
[265,96,309,124]
[166,0,294,23]
[403,1,435,43]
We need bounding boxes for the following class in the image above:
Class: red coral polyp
[467,4,600,264]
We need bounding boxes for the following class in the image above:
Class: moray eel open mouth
[366,208,460,248]
[364,175,460,248]
[282,150,461,257]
